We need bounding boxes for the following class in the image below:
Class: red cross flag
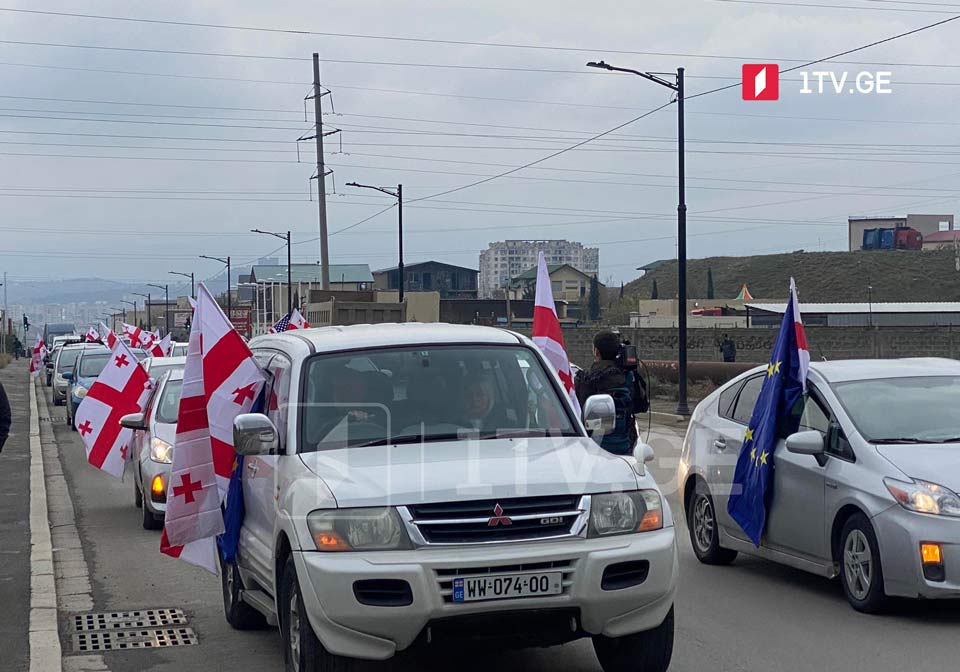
[74,340,152,479]
[146,333,172,358]
[531,251,582,417]
[122,323,156,349]
[28,334,46,377]
[162,282,265,572]
[84,327,100,343]
[98,322,118,349]
[288,308,311,330]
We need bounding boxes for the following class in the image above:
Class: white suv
[224,323,678,672]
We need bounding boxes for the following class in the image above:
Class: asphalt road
[26,385,960,671]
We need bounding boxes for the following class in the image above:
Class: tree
[706,267,715,300]
[588,275,601,321]
[619,281,624,299]
[651,278,659,300]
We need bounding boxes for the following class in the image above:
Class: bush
[0,353,10,369]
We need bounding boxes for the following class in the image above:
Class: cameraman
[575,330,648,454]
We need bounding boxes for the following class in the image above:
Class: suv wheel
[688,480,737,565]
[593,606,674,672]
[141,501,163,530]
[839,514,888,613]
[280,555,355,672]
[134,475,143,509]
[220,555,266,630]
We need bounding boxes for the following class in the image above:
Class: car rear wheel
[688,480,738,565]
[839,514,888,613]
[280,555,355,672]
[220,555,266,630]
[593,606,674,672]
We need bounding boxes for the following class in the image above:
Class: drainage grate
[72,609,188,632]
[72,628,198,652]
[40,416,66,422]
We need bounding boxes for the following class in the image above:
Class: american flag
[268,313,291,334]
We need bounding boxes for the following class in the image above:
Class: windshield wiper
[354,432,463,448]
[870,437,926,444]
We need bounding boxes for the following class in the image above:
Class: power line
[712,0,956,12]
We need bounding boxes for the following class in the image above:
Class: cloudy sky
[2,0,960,286]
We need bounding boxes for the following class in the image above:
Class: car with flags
[220,322,678,672]
[66,346,146,430]
[679,280,960,612]
[53,343,97,407]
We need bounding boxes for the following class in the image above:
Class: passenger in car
[457,376,509,433]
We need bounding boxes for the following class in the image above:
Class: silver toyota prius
[678,358,960,612]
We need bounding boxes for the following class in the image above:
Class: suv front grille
[404,495,586,545]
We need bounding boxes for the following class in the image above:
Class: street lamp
[586,60,689,415]
[110,307,125,332]
[133,293,151,330]
[147,283,170,336]
[346,182,404,303]
[252,229,292,316]
[169,270,195,298]
[199,254,231,323]
[120,299,137,328]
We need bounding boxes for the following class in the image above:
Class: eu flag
[727,279,809,546]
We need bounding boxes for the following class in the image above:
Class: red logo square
[742,64,779,101]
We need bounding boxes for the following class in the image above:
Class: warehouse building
[745,302,960,327]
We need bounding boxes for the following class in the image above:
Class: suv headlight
[588,490,663,538]
[74,385,88,399]
[150,438,173,464]
[306,508,413,551]
[884,478,960,517]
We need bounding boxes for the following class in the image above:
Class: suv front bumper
[293,527,678,660]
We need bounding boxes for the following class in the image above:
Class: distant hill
[625,249,960,302]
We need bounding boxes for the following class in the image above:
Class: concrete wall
[376,291,440,323]
[514,325,960,370]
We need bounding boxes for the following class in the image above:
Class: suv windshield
[78,352,110,378]
[156,380,182,424]
[301,345,578,451]
[833,376,960,443]
[57,348,82,371]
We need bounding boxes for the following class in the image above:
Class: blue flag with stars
[727,282,808,546]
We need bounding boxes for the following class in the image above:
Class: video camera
[613,334,639,372]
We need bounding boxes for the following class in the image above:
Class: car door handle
[826,480,838,489]
[713,439,727,450]
[246,462,259,476]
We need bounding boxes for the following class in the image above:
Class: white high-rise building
[478,240,599,298]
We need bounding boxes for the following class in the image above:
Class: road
[7,372,960,671]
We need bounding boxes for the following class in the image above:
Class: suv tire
[280,555,355,672]
[141,502,163,530]
[687,480,737,565]
[593,606,674,672]
[134,476,143,509]
[220,555,266,630]
[839,513,888,614]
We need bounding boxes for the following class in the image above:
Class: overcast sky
[2,0,960,285]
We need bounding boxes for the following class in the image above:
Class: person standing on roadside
[0,380,10,453]
[720,333,737,363]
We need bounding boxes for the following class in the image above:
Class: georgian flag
[531,251,582,417]
[84,327,100,343]
[74,339,152,479]
[123,323,156,349]
[147,333,172,358]
[98,322,118,349]
[162,282,265,573]
[268,308,310,334]
[28,334,46,377]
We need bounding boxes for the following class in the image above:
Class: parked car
[170,342,188,357]
[66,347,146,429]
[679,358,960,613]
[52,343,94,406]
[123,368,184,530]
[141,355,186,383]
[221,324,678,672]
[44,345,60,387]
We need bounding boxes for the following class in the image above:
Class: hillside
[624,248,960,302]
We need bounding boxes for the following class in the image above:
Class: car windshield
[57,348,82,371]
[156,380,182,424]
[833,376,960,443]
[301,345,578,451]
[149,362,183,382]
[78,353,111,378]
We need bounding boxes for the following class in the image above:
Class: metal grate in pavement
[72,608,188,632]
[72,628,198,652]
[39,416,65,422]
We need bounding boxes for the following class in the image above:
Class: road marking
[29,377,63,672]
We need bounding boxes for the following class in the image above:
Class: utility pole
[199,255,231,323]
[133,293,151,330]
[147,284,169,336]
[1,271,6,355]
[313,53,331,290]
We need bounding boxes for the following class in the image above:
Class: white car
[223,323,678,672]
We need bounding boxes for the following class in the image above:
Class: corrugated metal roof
[251,264,373,283]
[746,302,960,314]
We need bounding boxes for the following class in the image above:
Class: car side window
[717,381,743,419]
[266,355,292,454]
[731,375,764,425]
[799,395,830,435]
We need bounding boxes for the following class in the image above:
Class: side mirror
[233,413,278,456]
[634,442,656,464]
[786,430,825,456]
[583,394,616,436]
[119,412,147,431]
[62,371,73,381]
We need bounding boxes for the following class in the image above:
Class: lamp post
[252,229,292,316]
[200,254,231,323]
[586,60,688,415]
[110,307,125,332]
[120,299,137,328]
[169,270,195,298]
[346,182,404,303]
[147,283,170,336]
[133,292,151,330]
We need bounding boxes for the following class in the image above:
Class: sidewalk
[0,359,32,672]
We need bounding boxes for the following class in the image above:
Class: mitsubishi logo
[487,503,513,527]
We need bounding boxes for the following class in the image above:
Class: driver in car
[457,376,507,433]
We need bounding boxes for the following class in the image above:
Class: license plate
[452,572,563,603]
